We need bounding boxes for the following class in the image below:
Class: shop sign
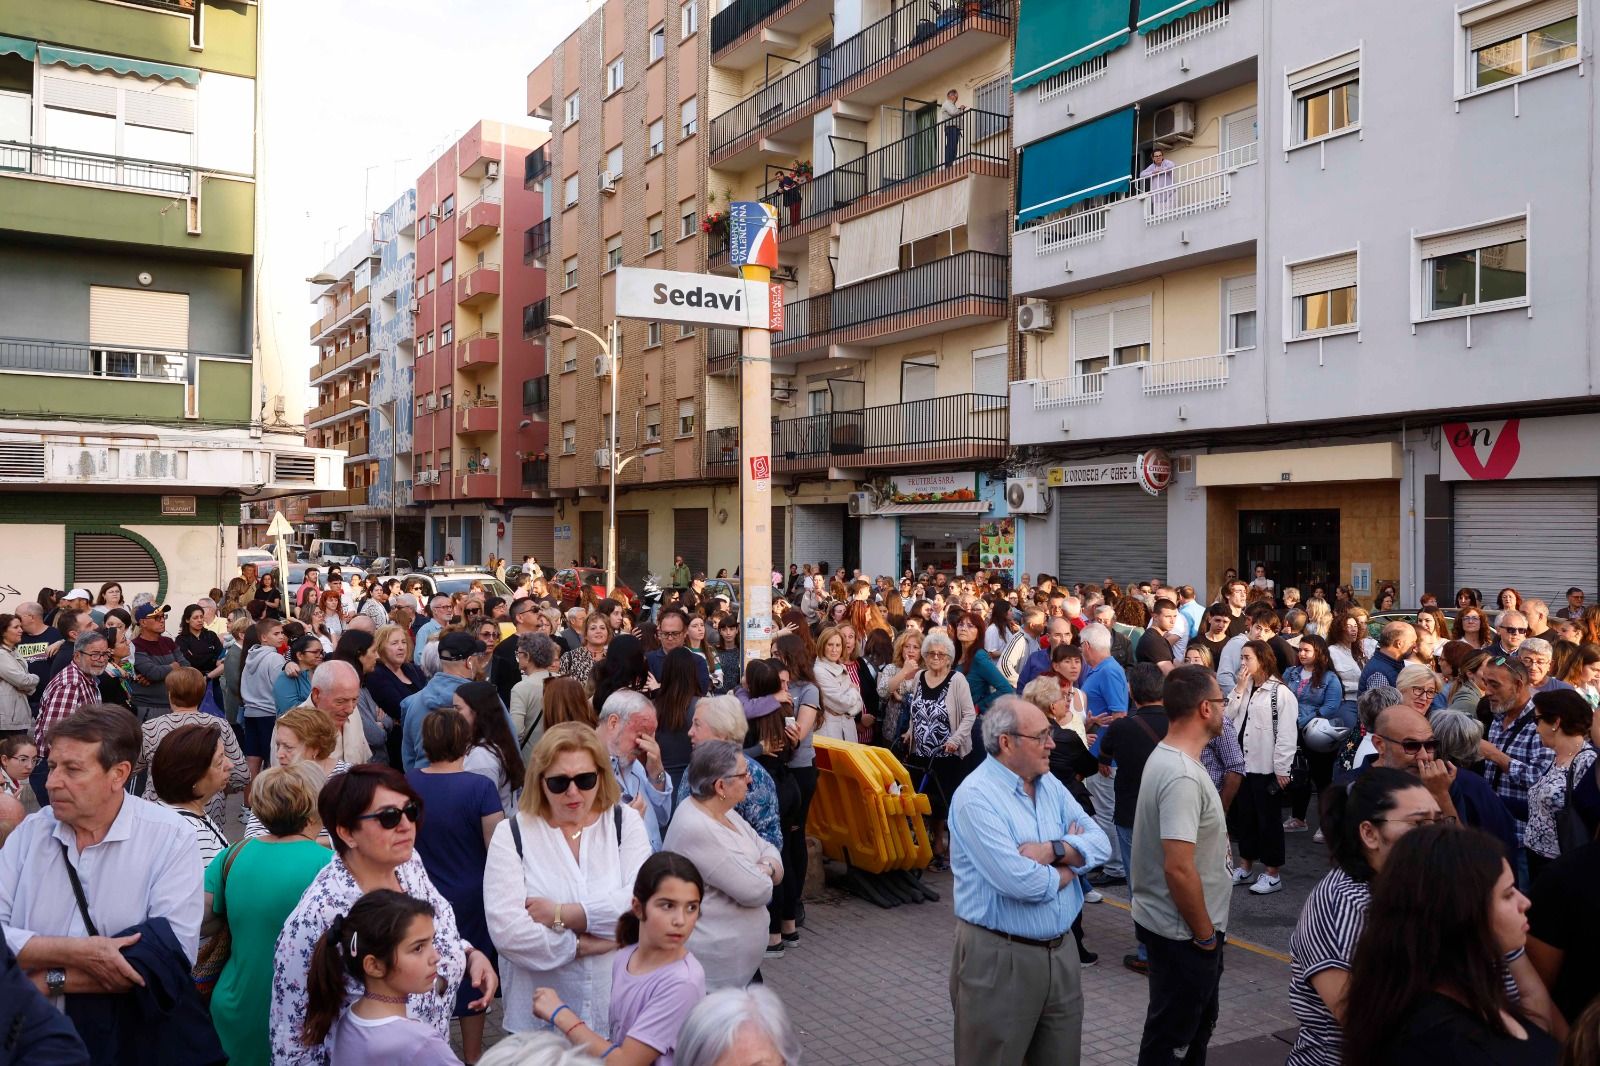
[978,516,1015,572]
[615,267,775,328]
[1440,414,1600,481]
[888,472,978,503]
[1136,448,1173,496]
[1047,450,1173,494]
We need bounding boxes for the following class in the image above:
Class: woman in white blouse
[813,626,864,741]
[662,739,782,991]
[484,722,652,1036]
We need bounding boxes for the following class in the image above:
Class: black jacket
[0,940,88,1066]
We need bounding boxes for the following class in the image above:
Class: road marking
[1095,895,1292,964]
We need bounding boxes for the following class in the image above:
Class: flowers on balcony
[791,160,813,181]
[700,209,729,237]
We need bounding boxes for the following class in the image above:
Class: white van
[308,538,360,565]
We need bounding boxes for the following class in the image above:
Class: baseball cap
[134,603,170,622]
[438,631,487,662]
[64,588,93,602]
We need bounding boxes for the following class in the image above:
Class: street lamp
[548,314,630,595]
[351,398,398,567]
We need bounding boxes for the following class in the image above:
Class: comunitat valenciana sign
[1047,449,1173,496]
[615,266,782,330]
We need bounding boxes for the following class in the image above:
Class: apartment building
[703,0,1020,579]
[411,120,553,566]
[1007,0,1592,604]
[526,0,734,588]
[0,0,339,608]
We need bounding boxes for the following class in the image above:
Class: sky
[256,0,591,421]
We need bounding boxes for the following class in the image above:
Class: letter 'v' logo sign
[1443,420,1522,480]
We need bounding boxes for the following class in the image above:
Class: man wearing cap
[400,631,488,770]
[129,604,178,722]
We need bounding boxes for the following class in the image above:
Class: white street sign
[615,266,775,328]
[266,510,295,538]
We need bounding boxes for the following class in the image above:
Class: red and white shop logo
[749,455,771,480]
[1444,420,1522,480]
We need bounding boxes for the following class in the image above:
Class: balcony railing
[523,299,550,340]
[1145,0,1229,54]
[773,393,1007,470]
[522,375,550,414]
[524,219,551,264]
[521,458,550,490]
[1031,354,1231,409]
[0,336,247,385]
[712,0,797,52]
[800,250,1009,343]
[763,109,1010,231]
[524,146,550,189]
[709,0,1013,155]
[705,427,741,473]
[0,140,193,196]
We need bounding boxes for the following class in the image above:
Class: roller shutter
[617,512,650,591]
[511,514,554,569]
[673,508,709,577]
[792,504,845,574]
[771,505,787,573]
[89,285,189,349]
[73,532,160,584]
[1453,480,1597,602]
[1056,485,1168,585]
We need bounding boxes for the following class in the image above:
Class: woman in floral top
[559,612,612,688]
[270,765,498,1065]
[1524,688,1597,883]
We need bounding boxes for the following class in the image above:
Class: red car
[551,567,640,613]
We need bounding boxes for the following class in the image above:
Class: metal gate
[617,511,650,590]
[1454,480,1598,602]
[674,508,709,578]
[792,504,845,575]
[1055,486,1168,586]
[511,514,554,570]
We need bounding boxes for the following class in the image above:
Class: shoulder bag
[1555,756,1595,855]
[192,840,247,1002]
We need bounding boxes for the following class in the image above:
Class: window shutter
[1112,302,1153,349]
[42,75,117,115]
[971,345,1007,396]
[1226,275,1257,315]
[1290,253,1358,297]
[1287,50,1360,93]
[834,204,903,286]
[73,533,160,585]
[125,89,195,132]
[975,74,1011,116]
[1223,107,1258,151]
[901,179,970,245]
[89,286,190,349]
[1071,310,1111,364]
[1465,0,1577,49]
[1419,217,1527,260]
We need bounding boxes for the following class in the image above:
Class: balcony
[459,194,503,244]
[704,427,740,477]
[523,299,550,340]
[524,219,551,264]
[521,458,550,491]
[309,313,331,342]
[1014,144,1260,298]
[346,334,370,363]
[311,489,361,510]
[455,401,500,434]
[0,139,192,196]
[456,471,498,498]
[708,0,1014,168]
[773,251,1008,360]
[524,145,551,189]
[0,336,253,425]
[457,331,501,370]
[522,375,550,415]
[342,433,370,458]
[707,330,740,375]
[456,263,501,308]
[350,286,370,315]
[773,393,1007,473]
[1011,352,1264,446]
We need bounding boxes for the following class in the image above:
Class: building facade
[411,120,552,566]
[1006,0,1593,605]
[0,0,339,609]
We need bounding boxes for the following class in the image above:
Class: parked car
[308,538,361,565]
[400,567,515,603]
[550,567,641,614]
[700,578,741,616]
[366,556,413,578]
[1365,607,1499,642]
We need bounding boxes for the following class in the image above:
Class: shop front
[1047,453,1173,588]
[859,472,1015,582]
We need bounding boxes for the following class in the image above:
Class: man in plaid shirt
[32,630,109,759]
[1478,655,1553,871]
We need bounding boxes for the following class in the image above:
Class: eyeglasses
[1405,685,1440,699]
[722,770,753,783]
[1005,729,1055,745]
[543,771,600,794]
[3,752,38,765]
[357,801,420,829]
[81,650,111,661]
[1377,735,1439,755]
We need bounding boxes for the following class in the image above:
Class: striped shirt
[1484,701,1556,842]
[1287,867,1369,1066]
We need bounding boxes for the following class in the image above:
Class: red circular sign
[1136,449,1173,496]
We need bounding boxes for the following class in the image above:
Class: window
[421,271,434,295]
[681,0,698,38]
[564,174,579,208]
[645,404,662,442]
[1288,50,1360,145]
[651,23,666,62]
[1224,276,1257,351]
[646,321,662,347]
[606,145,623,178]
[648,214,664,252]
[678,399,696,436]
[420,332,432,355]
[562,338,579,373]
[1070,300,1152,378]
[1289,252,1359,337]
[649,119,665,158]
[561,422,577,453]
[607,57,625,96]
[679,198,696,240]
[440,259,454,284]
[440,322,453,346]
[605,235,623,273]
[1465,0,1578,90]
[38,74,197,185]
[679,322,696,338]
[971,345,1007,398]
[440,387,453,409]
[680,98,698,139]
[441,195,455,220]
[1420,218,1528,317]
[563,256,578,290]
[564,91,580,127]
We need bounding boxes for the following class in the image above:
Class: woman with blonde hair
[813,626,864,741]
[1304,598,1334,639]
[877,630,923,750]
[484,723,651,1035]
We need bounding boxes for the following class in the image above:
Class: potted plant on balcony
[792,159,813,181]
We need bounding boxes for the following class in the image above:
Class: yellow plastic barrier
[808,737,933,873]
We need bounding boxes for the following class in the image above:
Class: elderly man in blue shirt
[949,695,1112,1066]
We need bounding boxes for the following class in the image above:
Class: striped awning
[39,44,200,86]
[877,501,992,515]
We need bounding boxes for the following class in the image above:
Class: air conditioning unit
[594,447,612,469]
[847,491,875,517]
[1006,476,1050,515]
[429,203,441,219]
[485,160,500,179]
[593,354,613,378]
[1152,101,1197,145]
[424,394,438,411]
[408,300,420,314]
[599,172,618,195]
[1017,300,1054,334]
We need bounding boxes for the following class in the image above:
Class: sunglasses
[543,771,600,794]
[357,801,420,829]
[1377,735,1439,755]
[1499,626,1529,635]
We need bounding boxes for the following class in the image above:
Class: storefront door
[1238,509,1339,598]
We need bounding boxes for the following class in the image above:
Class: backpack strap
[613,803,623,845]
[509,813,523,858]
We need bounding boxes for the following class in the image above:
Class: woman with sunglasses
[1524,689,1596,882]
[272,765,497,1065]
[900,630,976,871]
[663,739,782,991]
[485,722,650,1036]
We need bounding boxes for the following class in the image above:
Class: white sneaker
[1083,889,1104,904]
[1312,828,1325,844]
[1230,865,1254,886]
[1249,873,1283,895]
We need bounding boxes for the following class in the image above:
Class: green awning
[0,35,37,61]
[1016,107,1137,225]
[1013,0,1132,91]
[1137,0,1224,35]
[38,44,199,86]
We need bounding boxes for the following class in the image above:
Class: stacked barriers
[807,736,940,908]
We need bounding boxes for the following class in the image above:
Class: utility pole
[733,202,780,667]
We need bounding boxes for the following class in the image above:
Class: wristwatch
[551,904,565,933]
[46,968,66,994]
[1051,840,1067,864]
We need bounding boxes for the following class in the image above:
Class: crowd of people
[2,558,1600,1065]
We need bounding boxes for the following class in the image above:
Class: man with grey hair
[1523,598,1557,644]
[31,629,112,798]
[1428,709,1520,858]
[1516,637,1571,693]
[557,607,586,655]
[510,633,558,753]
[676,986,802,1066]
[1080,622,1129,885]
[1489,608,1530,658]
[302,658,369,764]
[412,595,454,669]
[948,695,1110,1064]
[595,689,671,849]
[197,596,226,639]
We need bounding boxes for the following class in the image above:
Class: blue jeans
[1117,825,1146,961]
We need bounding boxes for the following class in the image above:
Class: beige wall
[1158,82,1258,168]
[860,47,1009,150]
[553,484,744,575]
